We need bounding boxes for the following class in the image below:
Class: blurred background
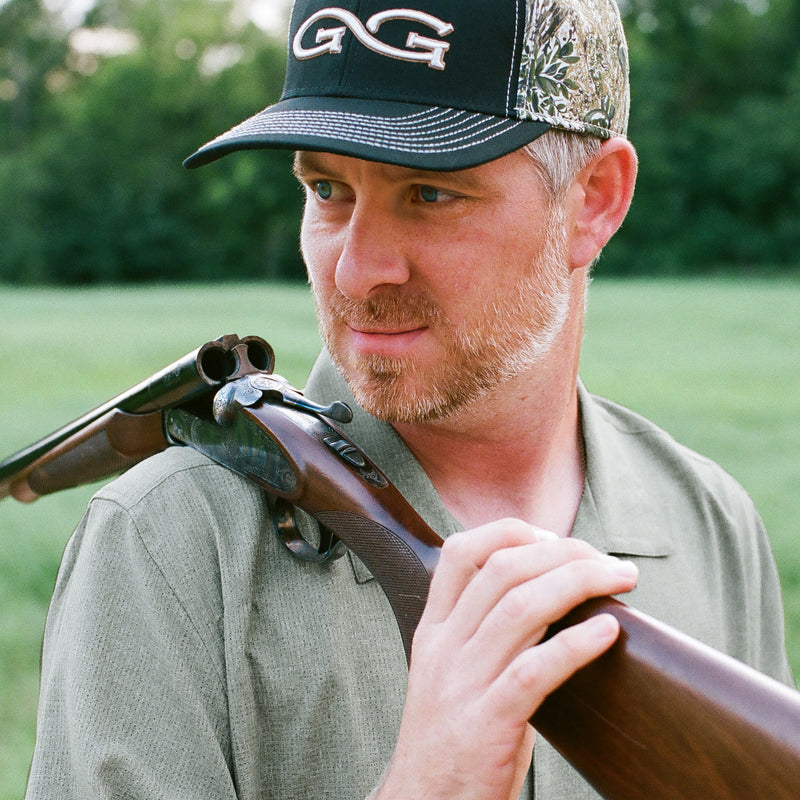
[1,0,799,284]
[1,1,799,798]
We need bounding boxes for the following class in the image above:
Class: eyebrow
[294,151,364,182]
[292,151,326,180]
[293,151,487,193]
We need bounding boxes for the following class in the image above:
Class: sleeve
[25,495,238,799]
[748,510,796,688]
[708,472,795,688]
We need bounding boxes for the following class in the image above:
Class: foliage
[605,0,800,273]
[1,0,799,282]
[0,0,305,283]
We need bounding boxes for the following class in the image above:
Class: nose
[334,201,411,301]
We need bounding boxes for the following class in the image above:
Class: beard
[312,220,572,425]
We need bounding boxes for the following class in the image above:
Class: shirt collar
[305,352,672,562]
[575,380,673,557]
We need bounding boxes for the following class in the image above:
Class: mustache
[325,289,445,329]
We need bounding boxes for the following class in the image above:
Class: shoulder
[74,447,272,612]
[95,445,265,516]
[582,388,759,525]
[88,446,270,558]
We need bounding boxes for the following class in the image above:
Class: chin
[338,354,499,425]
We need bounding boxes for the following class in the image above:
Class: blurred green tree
[1,0,799,282]
[605,0,800,273]
[0,0,304,283]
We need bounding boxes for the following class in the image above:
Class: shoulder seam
[96,454,252,513]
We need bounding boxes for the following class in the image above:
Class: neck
[393,290,586,537]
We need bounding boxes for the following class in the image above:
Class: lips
[318,288,442,360]
[350,324,426,335]
[346,324,429,357]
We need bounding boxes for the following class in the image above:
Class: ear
[564,138,638,271]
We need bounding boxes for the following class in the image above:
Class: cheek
[298,214,317,269]
[300,215,338,289]
[440,224,530,303]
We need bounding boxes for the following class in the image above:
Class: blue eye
[419,185,439,203]
[315,181,333,200]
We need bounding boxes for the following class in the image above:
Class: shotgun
[3,335,800,799]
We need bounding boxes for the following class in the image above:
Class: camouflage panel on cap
[516,0,630,138]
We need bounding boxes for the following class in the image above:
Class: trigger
[270,496,346,564]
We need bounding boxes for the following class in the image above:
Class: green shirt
[26,352,793,799]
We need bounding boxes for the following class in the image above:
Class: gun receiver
[3,336,800,799]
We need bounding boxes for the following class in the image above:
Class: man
[26,1,792,798]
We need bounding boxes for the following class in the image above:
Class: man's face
[295,148,573,424]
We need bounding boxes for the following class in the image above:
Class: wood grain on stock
[6,409,167,502]
[534,597,800,799]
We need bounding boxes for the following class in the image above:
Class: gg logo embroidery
[293,7,455,70]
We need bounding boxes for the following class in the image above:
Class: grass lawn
[1,278,798,799]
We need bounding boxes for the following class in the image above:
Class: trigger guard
[270,496,346,564]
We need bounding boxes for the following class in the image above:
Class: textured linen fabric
[26,350,793,799]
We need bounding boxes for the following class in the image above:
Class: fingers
[447,539,631,637]
[463,554,637,678]
[421,519,559,626]
[413,520,638,684]
[488,613,621,721]
[384,520,637,800]
[420,518,636,628]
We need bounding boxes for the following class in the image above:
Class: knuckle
[552,627,587,662]
[482,547,517,579]
[411,621,445,660]
[559,557,599,589]
[410,624,432,654]
[505,652,544,695]
[440,531,470,562]
[496,582,532,623]
[559,537,600,562]
[559,556,617,599]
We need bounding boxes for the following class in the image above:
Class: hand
[374,519,639,800]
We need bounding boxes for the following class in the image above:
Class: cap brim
[183,96,550,171]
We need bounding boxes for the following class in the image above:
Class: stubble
[313,218,571,424]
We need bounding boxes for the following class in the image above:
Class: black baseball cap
[184,0,629,171]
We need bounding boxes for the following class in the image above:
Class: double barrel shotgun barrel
[3,334,800,799]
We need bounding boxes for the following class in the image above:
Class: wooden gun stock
[535,597,800,798]
[3,339,800,798]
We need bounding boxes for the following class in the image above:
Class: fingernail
[588,613,620,641]
[612,559,638,580]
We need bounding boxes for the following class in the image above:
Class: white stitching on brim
[238,113,509,146]
[199,107,526,155]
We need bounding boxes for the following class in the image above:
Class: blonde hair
[523,129,602,200]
